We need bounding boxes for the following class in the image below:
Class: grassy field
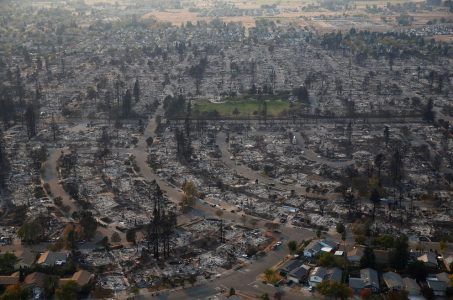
[193,99,299,118]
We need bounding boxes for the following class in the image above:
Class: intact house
[309,267,342,287]
[60,270,94,288]
[382,271,403,291]
[402,277,421,296]
[443,255,453,272]
[37,251,68,267]
[0,272,19,288]
[287,265,311,284]
[279,259,311,284]
[426,273,449,297]
[349,268,380,294]
[24,272,47,299]
[373,249,391,265]
[279,259,303,276]
[417,252,438,269]
[303,239,339,258]
[347,247,364,266]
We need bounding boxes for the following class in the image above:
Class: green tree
[64,229,76,250]
[316,280,352,300]
[18,220,43,244]
[55,280,78,300]
[44,275,59,298]
[287,240,298,254]
[360,247,376,269]
[407,260,427,281]
[263,268,278,284]
[0,253,17,275]
[336,223,345,234]
[319,252,336,267]
[79,211,98,240]
[229,287,236,296]
[180,181,198,210]
[390,235,409,270]
[373,234,394,249]
[1,284,29,300]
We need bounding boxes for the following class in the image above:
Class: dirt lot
[433,34,453,42]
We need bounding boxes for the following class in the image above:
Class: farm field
[137,0,452,34]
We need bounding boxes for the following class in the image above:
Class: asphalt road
[128,108,316,299]
[42,148,78,215]
[42,105,317,299]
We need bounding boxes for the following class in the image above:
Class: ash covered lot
[0,0,452,299]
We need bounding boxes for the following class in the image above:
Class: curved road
[128,108,316,299]
[215,131,347,200]
[42,148,78,216]
[131,105,185,206]
[42,105,317,299]
[293,132,354,168]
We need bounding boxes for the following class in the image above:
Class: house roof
[327,267,342,282]
[59,278,73,286]
[59,270,93,287]
[434,272,449,283]
[14,248,36,267]
[0,275,19,286]
[280,260,303,273]
[37,251,68,265]
[417,252,438,266]
[305,240,323,254]
[403,277,420,292]
[288,265,310,279]
[383,272,403,289]
[72,270,93,287]
[360,268,379,288]
[374,249,390,264]
[310,266,327,279]
[427,279,447,292]
[24,272,47,288]
[320,239,339,249]
[444,256,453,271]
[349,277,366,290]
[347,247,364,258]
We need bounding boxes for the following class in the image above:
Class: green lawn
[193,99,298,118]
